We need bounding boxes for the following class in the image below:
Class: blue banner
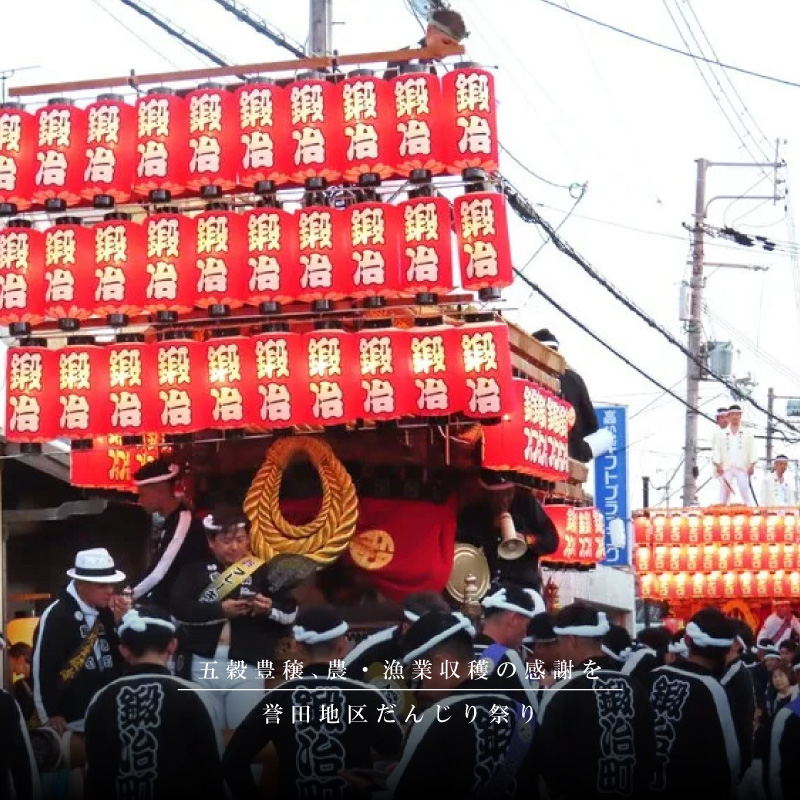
[594,405,630,566]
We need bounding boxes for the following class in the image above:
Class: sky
[4,0,800,510]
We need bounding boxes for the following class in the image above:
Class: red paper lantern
[142,210,196,321]
[634,517,651,545]
[56,341,104,442]
[32,99,87,209]
[636,546,651,573]
[705,572,722,599]
[100,340,158,439]
[397,193,454,300]
[789,571,800,597]
[236,80,291,188]
[691,572,706,599]
[456,320,514,421]
[184,84,238,196]
[441,65,499,175]
[81,94,137,206]
[134,88,189,201]
[287,76,343,184]
[43,218,95,328]
[242,205,299,311]
[408,324,462,417]
[343,201,400,300]
[154,336,203,436]
[192,206,247,313]
[390,68,445,176]
[640,573,655,599]
[338,70,397,181]
[296,204,345,306]
[0,219,45,333]
[356,325,413,421]
[301,328,360,426]
[71,434,164,490]
[5,344,58,443]
[0,102,36,213]
[251,329,306,429]
[92,214,147,324]
[200,336,255,431]
[520,380,554,479]
[454,192,513,297]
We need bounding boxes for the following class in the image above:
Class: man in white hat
[712,404,757,505]
[31,548,126,735]
[761,454,796,507]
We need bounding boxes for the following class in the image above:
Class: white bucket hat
[66,548,126,584]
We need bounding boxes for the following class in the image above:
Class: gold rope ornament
[244,436,359,565]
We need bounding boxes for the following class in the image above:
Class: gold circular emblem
[349,529,395,570]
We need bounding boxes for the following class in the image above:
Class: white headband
[118,609,176,636]
[668,641,689,655]
[764,652,782,660]
[402,612,475,665]
[404,610,420,623]
[482,588,536,619]
[203,515,246,532]
[293,621,348,645]
[134,464,180,486]
[601,644,632,663]
[553,611,610,638]
[685,621,734,649]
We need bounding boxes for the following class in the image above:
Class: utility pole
[308,0,333,57]
[682,158,708,507]
[766,387,775,464]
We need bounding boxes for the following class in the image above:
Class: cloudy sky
[5,0,800,508]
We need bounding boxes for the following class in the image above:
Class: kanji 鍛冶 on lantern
[193,206,247,313]
[0,102,36,213]
[357,326,413,421]
[56,342,104,442]
[0,220,45,333]
[457,320,513,420]
[201,336,254,431]
[155,337,202,435]
[101,340,156,438]
[5,344,58,443]
[302,329,359,425]
[251,330,305,428]
[409,325,461,416]
[82,95,137,206]
[237,80,291,188]
[344,201,399,300]
[296,205,344,305]
[243,206,299,310]
[143,211,196,321]
[43,218,95,328]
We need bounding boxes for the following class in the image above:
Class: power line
[207,0,306,58]
[500,143,578,193]
[536,0,800,91]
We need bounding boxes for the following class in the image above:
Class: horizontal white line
[179,687,622,692]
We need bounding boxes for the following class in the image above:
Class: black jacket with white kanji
[720,657,755,777]
[0,689,39,800]
[170,557,297,666]
[620,645,661,689]
[536,655,656,800]
[648,660,740,800]
[31,584,122,727]
[222,663,403,800]
[84,663,225,800]
[134,506,210,610]
[388,690,539,800]
[767,696,800,800]
[469,635,539,708]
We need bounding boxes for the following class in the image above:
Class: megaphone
[497,512,527,560]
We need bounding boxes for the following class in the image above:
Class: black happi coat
[561,367,600,462]
[344,624,402,680]
[170,557,298,665]
[135,506,209,609]
[649,661,740,800]
[620,645,661,689]
[536,656,656,800]
[31,586,122,726]
[83,664,225,800]
[767,696,800,800]
[0,690,39,800]
[469,635,539,707]
[223,663,403,800]
[388,690,539,800]
[720,657,755,777]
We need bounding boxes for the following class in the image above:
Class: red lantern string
[5,343,58,444]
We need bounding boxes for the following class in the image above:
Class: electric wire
[207,0,306,58]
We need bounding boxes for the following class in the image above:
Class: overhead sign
[594,405,630,566]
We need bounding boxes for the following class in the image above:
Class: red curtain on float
[5,345,58,443]
[200,336,256,431]
[32,100,87,208]
[185,84,238,194]
[0,221,45,328]
[43,220,95,325]
[301,329,360,425]
[81,95,137,205]
[397,194,454,297]
[356,326,413,421]
[154,337,203,436]
[142,212,196,318]
[390,69,445,176]
[408,324,462,416]
[454,192,513,293]
[92,216,147,320]
[236,81,291,188]
[296,206,344,304]
[251,330,306,428]
[242,206,299,308]
[100,341,158,438]
[456,321,514,420]
[134,89,189,199]
[192,208,247,310]
[0,103,36,212]
[441,66,499,174]
[70,435,164,490]
[343,201,400,299]
[56,342,105,441]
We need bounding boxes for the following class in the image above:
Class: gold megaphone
[497,512,527,560]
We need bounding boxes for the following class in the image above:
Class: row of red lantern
[542,505,606,565]
[0,67,497,211]
[636,542,800,574]
[70,434,165,490]
[482,378,572,483]
[640,570,800,601]
[634,513,800,546]
[5,321,513,442]
[0,191,511,329]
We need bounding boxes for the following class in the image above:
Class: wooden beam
[9,44,465,98]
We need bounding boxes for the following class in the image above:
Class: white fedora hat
[66,548,126,584]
